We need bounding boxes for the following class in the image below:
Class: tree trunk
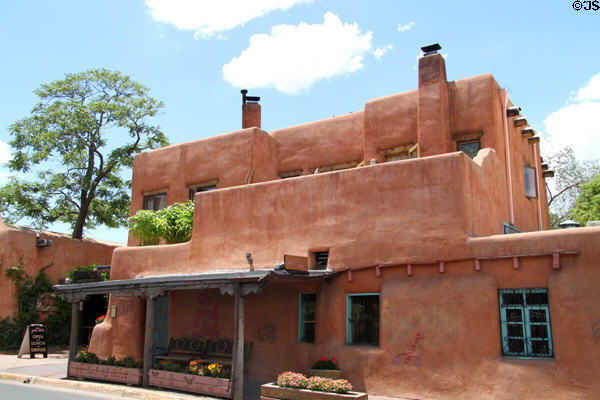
[71,202,90,239]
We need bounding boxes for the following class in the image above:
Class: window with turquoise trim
[347,293,379,346]
[299,293,316,342]
[498,288,553,357]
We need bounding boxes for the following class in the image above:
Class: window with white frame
[498,288,553,358]
[347,293,379,346]
[298,293,316,343]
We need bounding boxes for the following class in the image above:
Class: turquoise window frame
[298,293,316,343]
[346,293,380,346]
[498,288,553,358]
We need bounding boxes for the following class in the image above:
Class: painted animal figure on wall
[393,332,424,367]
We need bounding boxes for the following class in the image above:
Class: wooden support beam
[68,302,80,363]
[375,265,381,277]
[513,257,519,270]
[552,253,561,269]
[347,270,353,282]
[475,259,481,271]
[231,282,245,400]
[407,264,412,276]
[142,297,155,387]
[439,261,445,273]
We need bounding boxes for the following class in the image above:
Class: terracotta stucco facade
[87,52,600,398]
[0,220,119,319]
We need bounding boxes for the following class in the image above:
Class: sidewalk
[0,348,419,400]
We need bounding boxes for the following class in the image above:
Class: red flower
[319,357,326,361]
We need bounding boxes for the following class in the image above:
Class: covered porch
[53,268,335,399]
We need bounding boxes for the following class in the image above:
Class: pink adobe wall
[0,222,119,319]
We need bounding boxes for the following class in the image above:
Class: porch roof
[52,268,336,302]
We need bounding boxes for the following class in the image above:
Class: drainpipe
[533,142,543,231]
[502,89,515,225]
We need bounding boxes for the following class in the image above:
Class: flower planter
[149,369,230,397]
[68,361,142,385]
[308,368,342,379]
[261,383,368,400]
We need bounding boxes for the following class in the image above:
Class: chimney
[241,89,261,129]
[417,44,451,157]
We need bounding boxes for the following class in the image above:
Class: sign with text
[284,254,308,272]
[18,324,48,358]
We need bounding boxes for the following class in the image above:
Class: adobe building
[54,45,600,399]
[0,218,119,323]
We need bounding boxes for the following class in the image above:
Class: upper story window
[454,131,483,159]
[347,293,379,346]
[457,140,481,159]
[498,288,553,358]
[143,192,167,211]
[189,179,218,200]
[299,293,316,343]
[524,166,537,198]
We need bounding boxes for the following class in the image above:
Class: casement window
[498,288,553,358]
[347,293,379,346]
[143,192,167,211]
[299,293,316,343]
[524,166,538,198]
[189,180,218,200]
[311,251,329,270]
[457,140,481,159]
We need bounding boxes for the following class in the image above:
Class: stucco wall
[0,223,118,319]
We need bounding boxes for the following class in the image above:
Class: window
[498,288,553,358]
[189,180,218,200]
[311,251,329,270]
[143,192,167,211]
[524,166,537,198]
[347,293,379,346]
[299,293,316,343]
[457,140,481,159]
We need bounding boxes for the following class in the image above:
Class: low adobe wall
[0,223,119,319]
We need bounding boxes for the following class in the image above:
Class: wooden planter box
[308,368,342,379]
[69,361,142,385]
[261,383,368,400]
[149,369,231,398]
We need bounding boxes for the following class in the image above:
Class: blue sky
[1,0,599,243]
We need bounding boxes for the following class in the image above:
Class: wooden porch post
[231,282,245,400]
[143,296,155,387]
[68,301,81,362]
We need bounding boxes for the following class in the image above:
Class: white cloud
[374,44,393,60]
[145,0,313,38]
[0,140,12,164]
[574,73,600,101]
[397,21,415,32]
[543,101,600,161]
[222,12,373,94]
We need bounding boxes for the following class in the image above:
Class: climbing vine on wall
[0,257,71,350]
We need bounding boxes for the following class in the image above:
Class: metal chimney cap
[559,220,580,229]
[421,43,441,55]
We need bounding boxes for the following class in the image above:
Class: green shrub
[129,201,194,245]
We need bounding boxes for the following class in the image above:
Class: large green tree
[0,69,168,239]
[545,146,600,227]
[571,173,600,226]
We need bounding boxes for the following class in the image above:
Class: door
[153,294,170,365]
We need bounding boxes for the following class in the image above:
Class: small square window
[143,192,167,211]
[524,166,537,198]
[457,140,481,159]
[299,293,316,343]
[311,251,329,270]
[347,294,379,346]
[498,288,553,358]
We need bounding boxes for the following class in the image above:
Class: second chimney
[241,89,261,129]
